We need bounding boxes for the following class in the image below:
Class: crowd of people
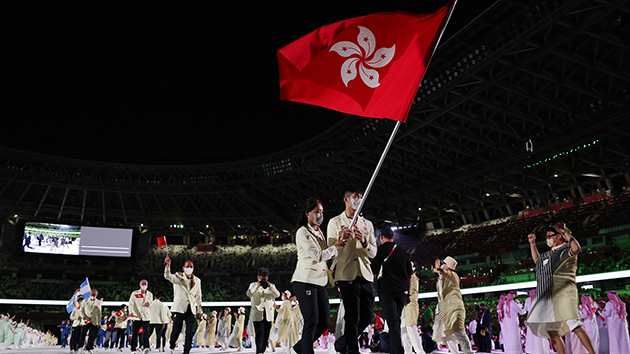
[43,185,630,354]
[0,313,58,349]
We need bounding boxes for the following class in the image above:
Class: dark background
[2,0,499,165]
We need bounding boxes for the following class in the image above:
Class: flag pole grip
[349,120,402,229]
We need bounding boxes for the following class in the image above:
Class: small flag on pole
[66,278,90,314]
[157,236,167,248]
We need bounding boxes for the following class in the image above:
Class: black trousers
[70,326,82,351]
[170,306,196,354]
[148,323,164,349]
[253,318,272,354]
[116,328,126,348]
[81,324,99,350]
[161,324,168,348]
[337,277,374,354]
[131,320,150,351]
[379,292,406,354]
[292,282,330,354]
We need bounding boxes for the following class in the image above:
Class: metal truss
[0,0,629,241]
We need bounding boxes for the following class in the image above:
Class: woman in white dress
[600,291,630,354]
[524,289,549,354]
[195,314,209,347]
[402,263,425,354]
[274,291,293,353]
[503,293,524,354]
[217,307,232,350]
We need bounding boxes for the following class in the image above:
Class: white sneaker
[169,349,174,354]
[144,349,151,354]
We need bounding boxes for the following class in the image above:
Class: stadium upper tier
[0,0,628,239]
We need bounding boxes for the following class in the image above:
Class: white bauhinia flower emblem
[329,26,396,88]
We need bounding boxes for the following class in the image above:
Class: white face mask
[184,267,194,275]
[350,197,362,210]
[90,296,96,300]
[311,212,323,226]
[140,285,148,291]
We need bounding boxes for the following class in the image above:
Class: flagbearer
[327,184,377,354]
[129,279,153,354]
[164,255,203,354]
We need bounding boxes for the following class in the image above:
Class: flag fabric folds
[278,3,453,122]
[66,278,91,313]
[157,236,167,248]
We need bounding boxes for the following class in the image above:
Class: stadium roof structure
[1,0,629,243]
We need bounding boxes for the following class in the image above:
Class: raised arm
[528,234,540,263]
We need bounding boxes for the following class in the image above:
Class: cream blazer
[327,211,377,282]
[128,289,153,321]
[291,224,338,286]
[164,266,203,315]
[149,299,171,324]
[246,281,280,322]
[81,298,102,326]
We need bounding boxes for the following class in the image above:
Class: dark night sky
[2,0,499,165]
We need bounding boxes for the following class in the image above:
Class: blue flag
[66,278,91,313]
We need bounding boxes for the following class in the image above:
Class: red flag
[278,3,452,122]
[134,293,144,299]
[157,236,167,248]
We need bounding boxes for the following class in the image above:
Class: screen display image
[22,223,133,257]
[23,222,81,255]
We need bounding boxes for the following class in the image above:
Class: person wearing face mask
[526,222,597,354]
[69,291,85,353]
[431,256,474,354]
[129,279,154,354]
[327,185,377,354]
[247,267,280,354]
[80,289,102,354]
[164,256,203,354]
[291,197,345,354]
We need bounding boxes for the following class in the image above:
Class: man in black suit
[477,303,492,353]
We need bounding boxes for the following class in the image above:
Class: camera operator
[247,267,280,354]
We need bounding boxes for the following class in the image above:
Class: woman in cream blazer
[291,197,346,354]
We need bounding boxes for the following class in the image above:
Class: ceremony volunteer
[526,222,596,354]
[291,197,345,354]
[431,256,473,354]
[164,255,203,354]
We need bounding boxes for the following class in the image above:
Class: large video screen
[23,222,132,257]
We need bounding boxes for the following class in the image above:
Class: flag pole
[349,120,402,229]
[348,0,458,229]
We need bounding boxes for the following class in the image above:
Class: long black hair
[299,197,322,227]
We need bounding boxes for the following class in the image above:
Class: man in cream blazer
[246,267,280,354]
[80,289,102,354]
[128,279,153,354]
[327,185,377,354]
[148,297,170,352]
[164,255,202,354]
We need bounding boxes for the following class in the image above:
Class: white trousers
[402,326,425,354]
[445,330,474,354]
